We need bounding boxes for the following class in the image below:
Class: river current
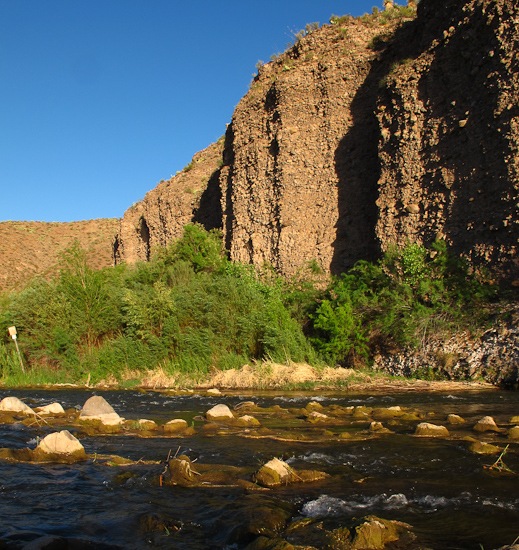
[0,388,517,549]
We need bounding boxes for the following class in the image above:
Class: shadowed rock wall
[375,0,519,280]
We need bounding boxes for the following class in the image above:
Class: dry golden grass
[199,361,362,389]
[27,361,494,393]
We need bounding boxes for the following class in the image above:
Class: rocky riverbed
[0,388,517,549]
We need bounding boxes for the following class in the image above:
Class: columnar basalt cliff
[375,0,519,278]
[114,0,518,282]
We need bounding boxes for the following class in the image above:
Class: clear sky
[1,0,378,222]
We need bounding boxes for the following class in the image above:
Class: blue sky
[1,1,377,222]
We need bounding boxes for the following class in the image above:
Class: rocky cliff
[116,0,517,283]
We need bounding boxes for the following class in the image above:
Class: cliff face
[113,140,224,264]
[376,0,519,279]
[219,21,386,275]
[115,0,518,282]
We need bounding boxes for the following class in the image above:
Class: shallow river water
[0,388,518,549]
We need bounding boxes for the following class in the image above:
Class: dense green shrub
[309,241,497,366]
[0,225,316,383]
[0,227,500,384]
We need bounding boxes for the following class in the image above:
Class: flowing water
[0,388,517,549]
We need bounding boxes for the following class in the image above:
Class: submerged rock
[353,406,373,419]
[468,439,501,455]
[165,454,249,488]
[234,401,257,411]
[0,396,34,415]
[275,513,415,550]
[508,426,519,440]
[167,455,199,486]
[372,406,404,420]
[414,422,449,437]
[306,411,330,424]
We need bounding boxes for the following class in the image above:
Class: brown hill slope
[0,219,118,292]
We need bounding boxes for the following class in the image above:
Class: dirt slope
[0,219,118,292]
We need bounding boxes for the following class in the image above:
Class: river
[0,388,517,549]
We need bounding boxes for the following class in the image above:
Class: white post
[8,326,25,374]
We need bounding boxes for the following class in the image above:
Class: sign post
[8,326,25,374]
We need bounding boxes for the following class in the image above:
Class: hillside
[0,219,118,292]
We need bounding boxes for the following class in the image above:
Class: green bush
[309,241,496,366]
[0,228,500,385]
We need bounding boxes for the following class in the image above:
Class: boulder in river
[0,396,34,415]
[508,426,519,440]
[134,419,158,431]
[205,403,234,422]
[414,422,450,437]
[447,414,466,425]
[236,414,260,427]
[35,430,86,461]
[351,515,414,549]
[369,421,393,434]
[34,403,65,416]
[163,419,195,436]
[473,416,504,433]
[79,395,123,427]
[252,457,328,488]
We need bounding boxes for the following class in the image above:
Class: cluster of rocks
[1,395,517,462]
[373,304,519,387]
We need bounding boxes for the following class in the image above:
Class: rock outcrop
[113,140,224,265]
[373,304,519,386]
[114,0,518,284]
[375,0,519,281]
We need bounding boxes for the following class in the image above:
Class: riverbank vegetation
[0,224,507,387]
